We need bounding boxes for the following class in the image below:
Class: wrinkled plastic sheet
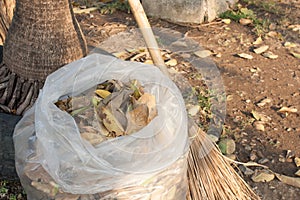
[14,53,189,198]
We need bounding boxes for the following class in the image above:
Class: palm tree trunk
[0,0,15,45]
[0,0,87,115]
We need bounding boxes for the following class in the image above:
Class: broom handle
[128,0,170,76]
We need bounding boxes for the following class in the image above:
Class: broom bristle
[187,122,261,200]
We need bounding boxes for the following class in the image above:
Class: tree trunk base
[0,63,44,115]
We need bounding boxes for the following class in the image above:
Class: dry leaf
[137,93,157,122]
[296,170,300,177]
[295,157,300,167]
[251,111,270,122]
[194,50,212,58]
[73,7,98,14]
[253,121,265,131]
[126,104,149,134]
[188,105,200,117]
[81,132,105,146]
[291,51,300,59]
[95,89,111,99]
[253,37,263,45]
[278,106,297,113]
[284,42,297,48]
[239,18,253,25]
[144,60,153,65]
[165,59,178,66]
[275,173,300,188]
[101,106,125,136]
[262,51,278,59]
[253,45,269,54]
[31,181,59,197]
[252,170,275,182]
[257,98,271,107]
[237,53,253,59]
[222,19,231,24]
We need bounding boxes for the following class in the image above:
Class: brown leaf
[278,106,297,113]
[275,173,300,188]
[137,93,157,122]
[95,89,111,99]
[101,106,125,136]
[81,132,105,146]
[126,104,149,134]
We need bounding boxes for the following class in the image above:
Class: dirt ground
[74,0,300,199]
[1,0,300,199]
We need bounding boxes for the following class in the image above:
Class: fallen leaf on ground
[256,98,272,107]
[262,51,278,59]
[284,42,297,48]
[275,173,300,188]
[73,7,98,14]
[296,170,300,177]
[218,138,236,155]
[295,157,300,167]
[291,51,300,59]
[253,37,263,45]
[239,18,253,25]
[278,106,297,113]
[165,59,178,66]
[188,105,200,116]
[253,45,269,54]
[237,53,253,59]
[253,121,265,131]
[222,19,231,24]
[194,50,212,58]
[252,170,275,182]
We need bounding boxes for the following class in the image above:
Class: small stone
[245,99,251,103]
[218,138,236,155]
[250,152,258,161]
[258,158,269,164]
[279,155,286,163]
[251,170,275,182]
[188,105,200,116]
[239,165,255,176]
[245,145,252,151]
[254,45,269,54]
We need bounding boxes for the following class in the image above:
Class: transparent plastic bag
[14,53,189,199]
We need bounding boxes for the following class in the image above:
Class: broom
[127,0,260,199]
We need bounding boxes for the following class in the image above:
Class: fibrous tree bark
[0,0,15,45]
[0,0,87,115]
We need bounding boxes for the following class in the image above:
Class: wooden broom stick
[127,0,169,76]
